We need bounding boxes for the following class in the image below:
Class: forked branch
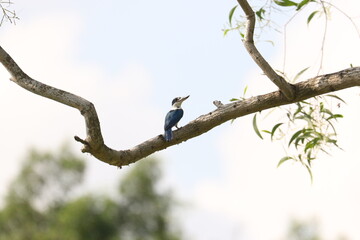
[1,45,359,167]
[236,0,296,100]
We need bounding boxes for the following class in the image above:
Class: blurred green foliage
[0,145,181,240]
[284,219,321,240]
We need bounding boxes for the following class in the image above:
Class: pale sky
[0,0,359,239]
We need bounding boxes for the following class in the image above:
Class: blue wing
[164,109,184,130]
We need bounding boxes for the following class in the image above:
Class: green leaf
[304,138,320,152]
[326,114,343,121]
[255,8,265,21]
[294,136,305,149]
[296,0,311,11]
[243,85,248,97]
[307,11,319,25]
[293,67,309,82]
[230,98,239,102]
[326,119,337,134]
[325,94,347,104]
[290,129,314,148]
[295,114,313,127]
[306,151,316,163]
[252,113,263,140]
[289,129,304,147]
[293,102,303,118]
[271,123,283,141]
[274,0,298,7]
[305,164,313,183]
[320,107,333,116]
[277,156,293,167]
[325,137,338,145]
[300,100,311,105]
[228,5,238,26]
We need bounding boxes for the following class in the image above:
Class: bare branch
[0,46,359,165]
[122,67,359,167]
[0,1,18,26]
[0,45,359,168]
[0,1,357,173]
[236,0,296,100]
[0,46,116,165]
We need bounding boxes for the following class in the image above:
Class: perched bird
[164,95,189,142]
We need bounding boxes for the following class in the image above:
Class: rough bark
[0,45,359,167]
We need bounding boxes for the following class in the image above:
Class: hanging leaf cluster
[251,94,345,182]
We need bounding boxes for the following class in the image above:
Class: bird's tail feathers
[164,129,173,142]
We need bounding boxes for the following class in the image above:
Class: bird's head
[172,95,189,108]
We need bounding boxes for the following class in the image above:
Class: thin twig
[323,0,360,39]
[0,1,18,26]
[283,10,302,74]
[236,0,296,100]
[317,0,328,75]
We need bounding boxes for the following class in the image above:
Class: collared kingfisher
[164,95,189,142]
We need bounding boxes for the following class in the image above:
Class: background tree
[283,219,321,240]
[281,218,348,240]
[0,1,358,239]
[0,146,181,240]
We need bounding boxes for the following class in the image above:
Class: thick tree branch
[236,0,296,100]
[0,45,359,168]
[0,46,115,163]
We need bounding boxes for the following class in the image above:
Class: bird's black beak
[180,95,190,102]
